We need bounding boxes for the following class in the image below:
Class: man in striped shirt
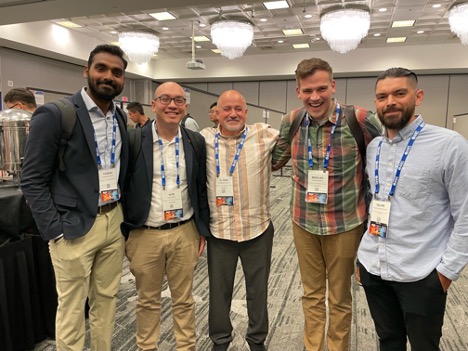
[201,90,278,351]
[272,58,381,351]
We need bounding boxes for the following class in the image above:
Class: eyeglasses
[154,95,186,106]
[8,102,21,109]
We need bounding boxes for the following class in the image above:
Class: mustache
[97,79,116,88]
[384,107,401,113]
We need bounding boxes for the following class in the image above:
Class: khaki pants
[126,220,200,351]
[293,222,362,351]
[49,204,125,351]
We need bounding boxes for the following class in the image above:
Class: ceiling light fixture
[210,18,254,59]
[449,2,468,45]
[320,8,370,54]
[118,31,160,64]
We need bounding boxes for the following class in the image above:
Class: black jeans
[359,263,447,351]
[207,221,274,346]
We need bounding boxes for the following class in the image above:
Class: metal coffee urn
[0,108,32,186]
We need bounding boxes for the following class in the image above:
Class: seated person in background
[182,110,200,132]
[209,101,218,127]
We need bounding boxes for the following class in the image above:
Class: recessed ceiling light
[417,30,424,34]
[432,4,441,8]
[260,18,268,22]
[373,33,381,37]
[263,1,289,10]
[293,43,310,49]
[282,28,303,36]
[387,37,406,43]
[162,27,169,31]
[193,35,210,42]
[196,45,202,49]
[111,41,120,46]
[304,14,312,19]
[277,40,284,43]
[110,30,118,34]
[56,21,82,28]
[379,8,388,12]
[392,20,415,28]
[212,49,221,54]
[199,23,206,28]
[149,12,176,21]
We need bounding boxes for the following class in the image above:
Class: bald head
[217,90,248,137]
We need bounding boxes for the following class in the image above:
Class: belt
[145,218,191,231]
[98,201,119,215]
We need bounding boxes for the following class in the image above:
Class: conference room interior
[1,0,468,350]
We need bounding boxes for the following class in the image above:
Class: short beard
[378,105,415,131]
[87,76,123,101]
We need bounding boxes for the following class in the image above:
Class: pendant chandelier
[210,19,254,60]
[449,2,468,45]
[118,31,160,64]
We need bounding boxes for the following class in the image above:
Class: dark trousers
[207,221,274,346]
[359,263,447,351]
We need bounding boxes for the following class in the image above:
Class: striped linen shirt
[272,99,381,235]
[201,123,279,242]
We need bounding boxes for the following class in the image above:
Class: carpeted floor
[34,175,468,351]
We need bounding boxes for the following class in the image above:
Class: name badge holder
[156,124,184,220]
[214,128,248,206]
[96,113,119,202]
[369,121,425,238]
[305,104,341,204]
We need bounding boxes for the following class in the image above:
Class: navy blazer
[121,123,210,239]
[21,91,129,241]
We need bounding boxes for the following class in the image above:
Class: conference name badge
[162,189,183,220]
[99,168,118,202]
[369,200,390,238]
[216,176,234,206]
[306,170,329,204]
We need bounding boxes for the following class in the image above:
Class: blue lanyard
[215,128,248,176]
[154,124,180,189]
[95,113,117,169]
[374,121,425,198]
[306,103,341,169]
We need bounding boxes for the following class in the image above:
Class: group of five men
[20,44,468,351]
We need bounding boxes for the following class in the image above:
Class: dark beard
[87,76,123,101]
[378,105,415,131]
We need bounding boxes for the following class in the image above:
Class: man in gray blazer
[21,44,129,351]
[122,82,210,351]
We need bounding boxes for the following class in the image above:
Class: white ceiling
[0,0,464,61]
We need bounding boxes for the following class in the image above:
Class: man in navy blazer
[122,81,210,351]
[21,44,129,351]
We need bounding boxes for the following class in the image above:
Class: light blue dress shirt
[358,115,468,282]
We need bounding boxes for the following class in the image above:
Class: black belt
[145,218,191,231]
[98,201,119,215]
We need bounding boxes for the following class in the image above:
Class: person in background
[201,90,278,351]
[209,101,218,127]
[21,44,129,351]
[127,101,150,128]
[181,110,200,132]
[272,57,381,351]
[3,87,37,112]
[122,81,210,351]
[358,67,468,351]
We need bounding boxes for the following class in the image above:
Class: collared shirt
[80,88,122,206]
[201,123,278,242]
[358,115,468,282]
[272,99,381,235]
[145,120,194,227]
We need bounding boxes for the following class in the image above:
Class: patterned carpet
[34,175,468,351]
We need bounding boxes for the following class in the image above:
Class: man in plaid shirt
[273,58,381,351]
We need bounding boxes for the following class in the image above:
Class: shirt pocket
[395,165,430,201]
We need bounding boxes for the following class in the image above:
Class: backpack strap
[50,97,76,172]
[344,105,366,161]
[287,108,307,144]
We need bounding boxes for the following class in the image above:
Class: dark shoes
[248,342,267,351]
[211,343,229,351]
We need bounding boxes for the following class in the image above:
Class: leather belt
[98,201,119,215]
[145,218,191,231]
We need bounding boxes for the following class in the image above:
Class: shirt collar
[218,125,247,139]
[384,114,423,143]
[80,87,116,117]
[151,120,181,144]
